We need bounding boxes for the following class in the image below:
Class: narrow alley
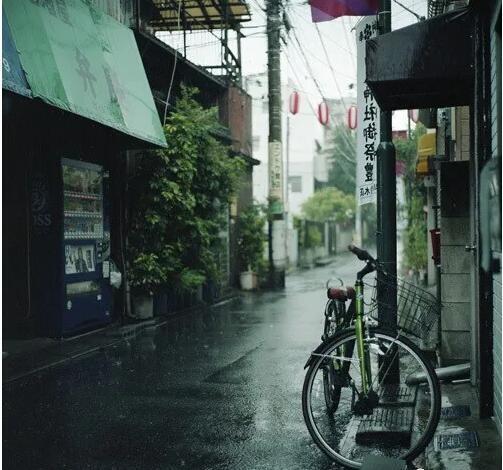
[3,254,362,470]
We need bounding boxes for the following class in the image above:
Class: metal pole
[376,0,398,382]
[266,0,286,288]
[286,114,290,215]
[286,114,290,266]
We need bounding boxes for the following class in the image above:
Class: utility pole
[266,0,286,288]
[376,0,398,382]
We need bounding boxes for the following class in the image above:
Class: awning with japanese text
[2,9,31,98]
[4,0,167,147]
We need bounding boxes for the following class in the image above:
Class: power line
[288,26,356,150]
[314,23,348,109]
[392,0,423,19]
[287,6,356,58]
[341,17,357,74]
[283,50,318,117]
[290,26,327,99]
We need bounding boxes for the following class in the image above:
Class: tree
[301,187,355,224]
[323,124,357,195]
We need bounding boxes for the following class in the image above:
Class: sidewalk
[425,381,501,470]
[2,296,237,385]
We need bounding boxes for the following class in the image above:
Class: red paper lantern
[347,105,357,130]
[289,91,300,115]
[318,101,329,126]
[408,109,419,123]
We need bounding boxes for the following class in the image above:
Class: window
[289,176,302,193]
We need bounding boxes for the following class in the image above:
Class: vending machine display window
[63,164,104,240]
[30,157,112,337]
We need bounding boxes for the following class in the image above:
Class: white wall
[288,161,315,217]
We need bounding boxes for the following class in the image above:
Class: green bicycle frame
[354,280,373,394]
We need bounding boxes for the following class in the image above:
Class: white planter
[240,271,258,291]
[132,294,154,319]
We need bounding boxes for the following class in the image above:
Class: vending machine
[30,158,113,337]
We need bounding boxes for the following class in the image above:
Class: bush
[128,86,244,293]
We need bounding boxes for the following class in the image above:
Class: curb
[3,294,240,385]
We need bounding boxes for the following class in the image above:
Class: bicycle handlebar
[348,244,375,263]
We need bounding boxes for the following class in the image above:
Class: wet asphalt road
[3,252,362,470]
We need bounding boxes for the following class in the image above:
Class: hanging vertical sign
[356,17,380,206]
[268,141,283,214]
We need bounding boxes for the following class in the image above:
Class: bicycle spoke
[303,330,440,468]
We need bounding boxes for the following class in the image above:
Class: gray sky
[241,0,428,108]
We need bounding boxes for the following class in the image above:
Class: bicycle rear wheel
[302,327,440,468]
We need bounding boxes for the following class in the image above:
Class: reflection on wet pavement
[3,254,362,470]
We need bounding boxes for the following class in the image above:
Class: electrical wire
[284,52,318,117]
[314,23,348,109]
[288,25,357,151]
[287,7,356,58]
[341,17,357,74]
[392,0,423,20]
[290,27,327,99]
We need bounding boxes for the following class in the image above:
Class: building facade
[366,0,502,432]
[3,0,256,338]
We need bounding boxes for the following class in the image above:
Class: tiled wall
[490,6,502,433]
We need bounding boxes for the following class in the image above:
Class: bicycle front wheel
[302,327,440,468]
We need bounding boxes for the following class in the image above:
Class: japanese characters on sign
[356,17,379,206]
[268,141,283,214]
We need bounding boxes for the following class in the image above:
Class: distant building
[244,73,323,219]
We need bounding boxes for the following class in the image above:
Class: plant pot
[240,271,258,291]
[132,293,154,319]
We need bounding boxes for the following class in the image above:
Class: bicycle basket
[365,272,440,338]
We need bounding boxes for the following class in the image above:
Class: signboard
[268,140,283,214]
[356,17,380,206]
[4,0,166,147]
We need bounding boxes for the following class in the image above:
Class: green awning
[4,0,167,147]
[2,9,32,98]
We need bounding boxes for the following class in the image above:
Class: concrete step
[356,407,414,447]
[379,384,418,407]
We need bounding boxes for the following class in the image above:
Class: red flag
[309,0,379,23]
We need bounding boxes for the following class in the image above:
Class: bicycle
[302,245,441,468]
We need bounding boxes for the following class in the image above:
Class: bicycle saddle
[327,286,355,301]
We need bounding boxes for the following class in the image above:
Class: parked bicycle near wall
[302,245,441,468]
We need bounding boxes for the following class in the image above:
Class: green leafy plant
[237,203,266,272]
[301,187,355,225]
[404,191,428,272]
[128,86,244,293]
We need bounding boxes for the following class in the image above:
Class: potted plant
[237,204,266,290]
[128,252,167,319]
